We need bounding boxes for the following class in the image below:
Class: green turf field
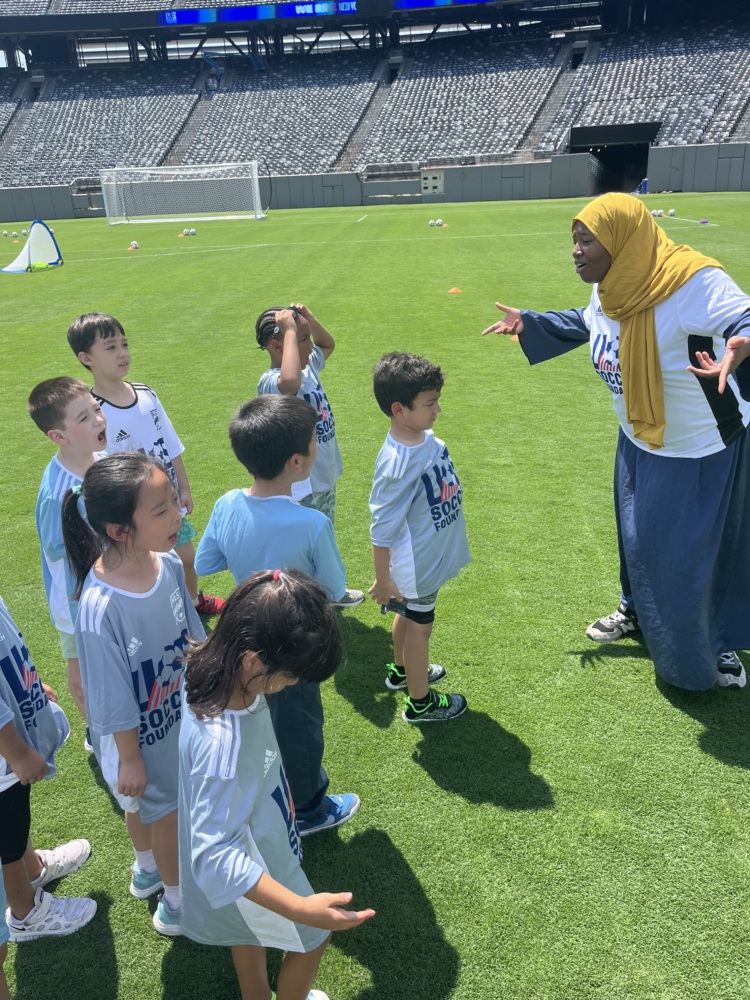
[1,192,749,1000]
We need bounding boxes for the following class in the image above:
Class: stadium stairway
[332,63,392,172]
[161,68,219,166]
[511,66,573,161]
[731,93,750,142]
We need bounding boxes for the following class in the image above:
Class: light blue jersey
[179,692,327,952]
[35,455,90,634]
[195,491,346,600]
[369,430,471,599]
[0,596,69,793]
[76,552,205,823]
[257,346,343,494]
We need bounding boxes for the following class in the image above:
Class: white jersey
[369,430,471,599]
[92,383,184,492]
[178,693,327,952]
[257,346,342,495]
[587,268,750,457]
[76,552,205,822]
[0,596,69,793]
[35,455,84,634]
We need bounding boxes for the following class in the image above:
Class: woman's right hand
[301,891,376,931]
[482,302,524,338]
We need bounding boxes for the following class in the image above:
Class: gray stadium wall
[1,146,750,223]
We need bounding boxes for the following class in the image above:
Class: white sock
[162,883,180,911]
[134,849,158,874]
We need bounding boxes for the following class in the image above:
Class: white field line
[668,217,720,226]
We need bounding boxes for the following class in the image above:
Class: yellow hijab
[574,193,723,449]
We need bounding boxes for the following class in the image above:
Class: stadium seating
[0,0,50,12]
[537,26,750,154]
[181,53,378,175]
[0,74,20,138]
[0,65,199,188]
[354,38,559,167]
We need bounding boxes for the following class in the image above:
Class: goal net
[100,162,266,225]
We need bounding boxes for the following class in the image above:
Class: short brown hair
[67,313,125,369]
[28,377,91,434]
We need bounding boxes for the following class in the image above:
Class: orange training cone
[448,287,461,294]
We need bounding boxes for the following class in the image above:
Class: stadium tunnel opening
[586,143,650,195]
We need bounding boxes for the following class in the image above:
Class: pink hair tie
[273,570,282,581]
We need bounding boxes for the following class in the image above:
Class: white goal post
[100,162,266,224]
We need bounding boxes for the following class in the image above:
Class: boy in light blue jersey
[369,353,470,724]
[195,394,361,838]
[256,304,343,521]
[28,377,107,737]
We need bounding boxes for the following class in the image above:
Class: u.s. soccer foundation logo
[592,330,623,395]
[421,445,464,532]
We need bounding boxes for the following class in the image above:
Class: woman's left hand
[687,336,750,394]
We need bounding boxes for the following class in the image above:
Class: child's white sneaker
[6,888,97,942]
[30,839,91,888]
[152,894,182,937]
[307,992,330,999]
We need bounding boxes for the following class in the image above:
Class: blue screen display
[160,1,357,22]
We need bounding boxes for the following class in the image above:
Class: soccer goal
[100,162,266,225]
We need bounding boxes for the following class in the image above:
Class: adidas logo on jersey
[115,429,130,443]
[127,636,142,657]
[263,749,277,777]
[596,306,604,316]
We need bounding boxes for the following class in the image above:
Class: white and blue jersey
[178,692,327,952]
[195,491,346,601]
[92,382,184,493]
[257,346,343,495]
[35,455,94,634]
[0,596,70,793]
[75,552,205,822]
[369,430,471,599]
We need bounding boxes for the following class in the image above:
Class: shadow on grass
[161,933,239,1000]
[304,828,460,1000]
[572,637,654,672]
[413,710,554,809]
[86,752,128,822]
[657,653,750,770]
[334,616,399,730]
[11,893,116,1000]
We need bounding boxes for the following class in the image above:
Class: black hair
[28,377,91,434]
[229,395,316,481]
[61,451,167,598]
[67,313,126,370]
[372,352,445,416]
[184,569,342,717]
[254,305,300,349]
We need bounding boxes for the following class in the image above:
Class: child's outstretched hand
[302,891,375,931]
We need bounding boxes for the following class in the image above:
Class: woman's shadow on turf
[334,616,403,730]
[656,652,750,770]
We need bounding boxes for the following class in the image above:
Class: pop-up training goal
[1,220,63,273]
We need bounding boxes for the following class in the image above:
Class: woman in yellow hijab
[483,192,750,691]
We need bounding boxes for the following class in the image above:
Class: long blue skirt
[615,424,750,690]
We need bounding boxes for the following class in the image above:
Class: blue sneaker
[152,895,181,937]
[297,793,360,838]
[130,865,163,899]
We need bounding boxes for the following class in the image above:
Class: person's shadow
[303,828,460,1000]
[572,636,654,673]
[656,652,750,770]
[162,933,239,1000]
[412,710,554,810]
[334,616,401,730]
[11,894,116,1000]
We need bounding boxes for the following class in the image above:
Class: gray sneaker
[31,839,91,889]
[403,690,467,723]
[6,888,97,942]
[586,602,639,643]
[330,588,365,608]
[716,651,746,689]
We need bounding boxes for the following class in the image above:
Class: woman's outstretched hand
[482,302,524,338]
[687,336,750,394]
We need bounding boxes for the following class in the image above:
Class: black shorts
[381,593,437,626]
[0,781,32,864]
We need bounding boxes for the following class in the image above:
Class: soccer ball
[657,209,665,217]
[668,209,676,217]
[21,229,27,235]
[429,220,435,227]
[436,219,443,227]
[189,228,196,236]
[183,229,189,236]
[130,240,139,249]
[11,231,17,238]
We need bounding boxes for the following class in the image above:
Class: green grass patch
[2,193,750,1000]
